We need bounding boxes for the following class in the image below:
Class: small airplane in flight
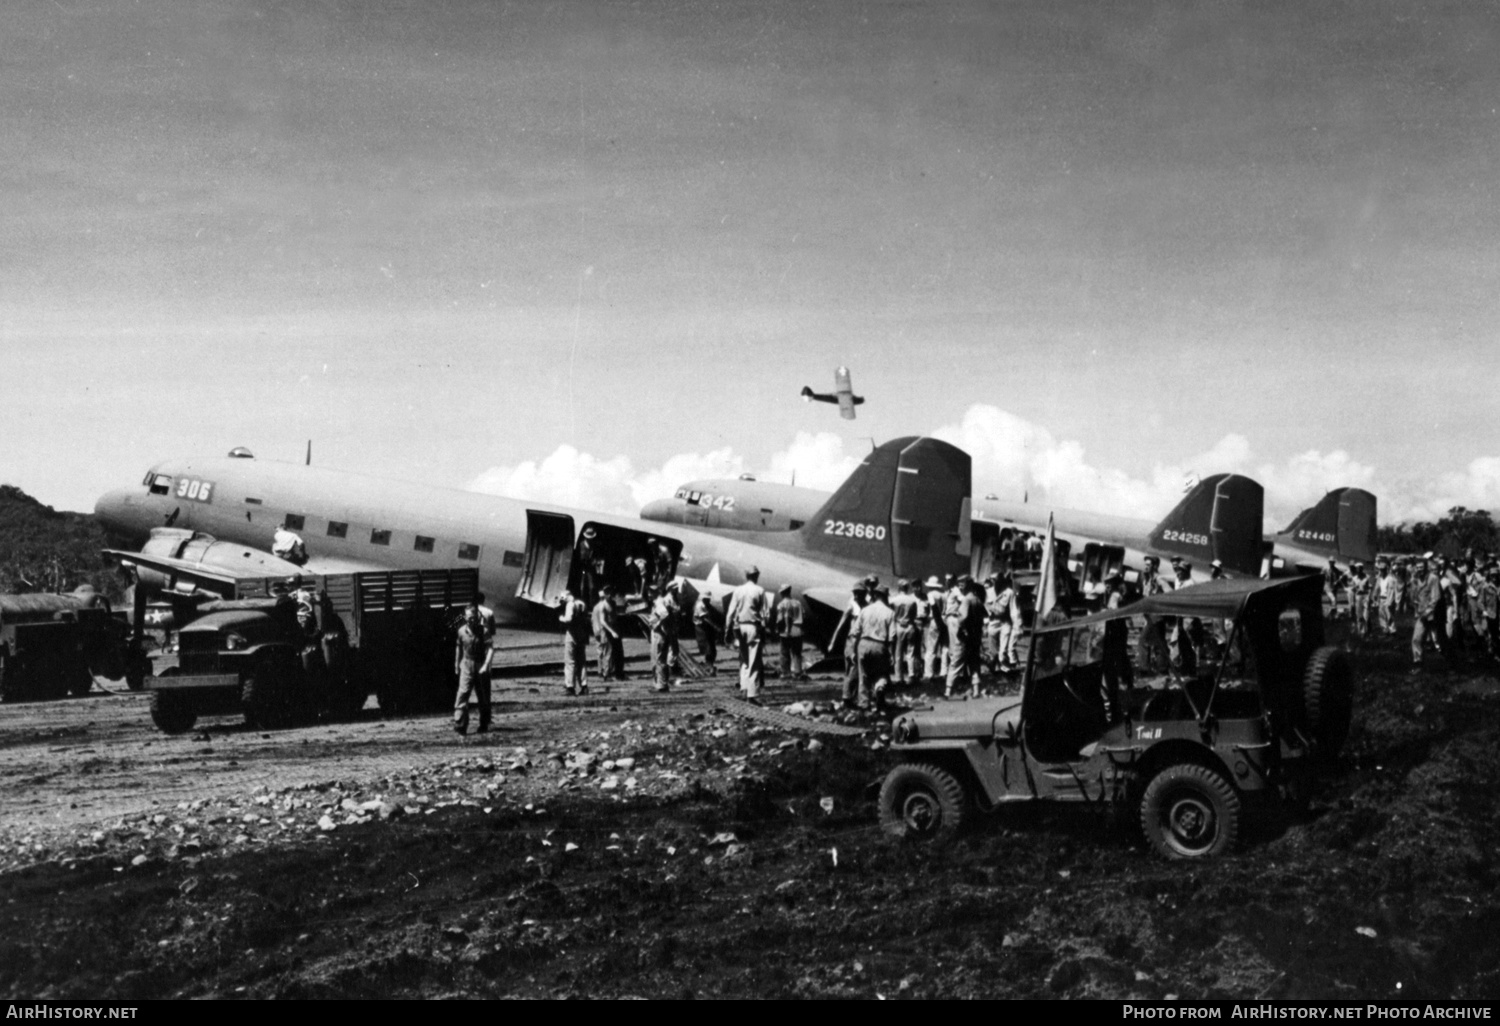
[95,436,975,651]
[800,366,864,420]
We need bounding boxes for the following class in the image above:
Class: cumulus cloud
[467,403,1492,529]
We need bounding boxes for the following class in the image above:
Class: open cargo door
[517,511,575,607]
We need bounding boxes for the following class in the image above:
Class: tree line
[1376,507,1500,558]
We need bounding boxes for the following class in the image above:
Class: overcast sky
[4,0,1497,525]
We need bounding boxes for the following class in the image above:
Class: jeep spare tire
[1140,762,1240,860]
[1302,645,1354,759]
[879,763,969,841]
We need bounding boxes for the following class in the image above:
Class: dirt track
[3,631,1500,1000]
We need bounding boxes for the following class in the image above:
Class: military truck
[879,574,1353,859]
[146,568,477,733]
[0,588,127,702]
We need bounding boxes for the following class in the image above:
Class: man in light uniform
[1411,558,1445,669]
[919,576,946,681]
[1374,558,1398,636]
[558,588,591,696]
[724,566,771,700]
[855,585,896,709]
[647,581,681,693]
[452,602,492,735]
[987,572,1021,673]
[831,582,869,706]
[1348,562,1373,637]
[889,578,920,686]
[1166,561,1197,679]
[774,585,806,681]
[944,574,976,698]
[1135,556,1170,674]
[592,586,623,681]
[693,590,719,677]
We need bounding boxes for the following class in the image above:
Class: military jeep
[880,574,1352,859]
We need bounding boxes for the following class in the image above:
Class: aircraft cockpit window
[148,474,172,496]
[370,529,391,546]
[458,543,480,561]
[674,488,688,500]
[414,535,435,553]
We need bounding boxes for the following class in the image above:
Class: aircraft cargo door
[516,512,574,607]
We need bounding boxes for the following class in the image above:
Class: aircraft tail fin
[1147,473,1265,575]
[798,436,970,582]
[1278,487,1378,564]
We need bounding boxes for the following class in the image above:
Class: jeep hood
[898,696,1023,740]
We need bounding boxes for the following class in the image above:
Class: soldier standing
[1135,556,1170,674]
[1100,570,1132,721]
[1410,558,1447,669]
[1374,559,1398,635]
[724,566,771,701]
[831,582,869,706]
[592,586,623,681]
[856,586,896,708]
[1166,561,1197,680]
[693,590,720,676]
[1348,562,1372,637]
[989,572,1021,672]
[774,585,806,681]
[647,581,681,693]
[944,574,976,698]
[889,578,919,686]
[920,577,946,681]
[558,589,591,696]
[452,603,492,735]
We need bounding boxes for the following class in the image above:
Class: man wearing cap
[1347,562,1373,637]
[558,588,591,696]
[647,580,681,693]
[1410,558,1446,669]
[944,574,978,698]
[855,585,896,708]
[831,581,871,706]
[1135,556,1170,674]
[1166,562,1198,679]
[888,578,920,687]
[724,566,772,700]
[1374,559,1397,636]
[988,572,1021,672]
[774,585,806,681]
[592,586,623,681]
[452,600,493,735]
[693,589,720,676]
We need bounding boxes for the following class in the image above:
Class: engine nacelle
[133,528,303,597]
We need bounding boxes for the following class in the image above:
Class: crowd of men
[1326,552,1500,669]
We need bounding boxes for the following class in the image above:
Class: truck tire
[1303,646,1353,760]
[0,655,13,703]
[149,691,196,734]
[1140,763,1240,860]
[67,657,95,697]
[242,659,291,729]
[879,763,970,841]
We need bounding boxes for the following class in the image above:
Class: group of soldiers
[1327,552,1500,668]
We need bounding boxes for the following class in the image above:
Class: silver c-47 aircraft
[94,437,976,646]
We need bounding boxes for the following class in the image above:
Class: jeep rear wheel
[879,763,969,840]
[1140,763,1240,860]
[1303,646,1354,759]
[149,691,196,734]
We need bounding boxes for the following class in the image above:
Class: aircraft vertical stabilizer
[798,436,970,582]
[1277,488,1378,564]
[1147,473,1265,575]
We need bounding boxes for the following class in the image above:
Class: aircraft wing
[103,549,266,593]
[802,587,852,614]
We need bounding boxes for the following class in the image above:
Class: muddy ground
[2,630,1499,1000]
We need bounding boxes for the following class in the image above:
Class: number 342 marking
[824,520,887,541]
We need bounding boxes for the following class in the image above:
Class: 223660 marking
[823,520,887,541]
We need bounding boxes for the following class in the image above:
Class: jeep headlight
[224,633,247,651]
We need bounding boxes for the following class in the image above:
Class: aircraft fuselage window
[458,543,480,561]
[285,514,306,530]
[327,521,348,539]
[371,529,391,546]
[244,497,263,505]
[414,535,435,553]
[502,550,524,568]
[148,475,172,496]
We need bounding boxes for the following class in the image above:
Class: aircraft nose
[638,499,680,525]
[94,488,152,541]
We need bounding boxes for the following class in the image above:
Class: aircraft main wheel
[1303,646,1354,760]
[1140,763,1240,860]
[149,691,196,734]
[879,763,969,841]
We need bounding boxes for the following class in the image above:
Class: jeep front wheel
[1140,763,1240,860]
[879,763,969,840]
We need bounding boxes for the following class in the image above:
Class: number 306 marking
[174,478,215,502]
[824,520,887,541]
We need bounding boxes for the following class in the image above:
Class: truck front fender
[892,738,1017,808]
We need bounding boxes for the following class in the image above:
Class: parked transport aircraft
[94,437,975,648]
